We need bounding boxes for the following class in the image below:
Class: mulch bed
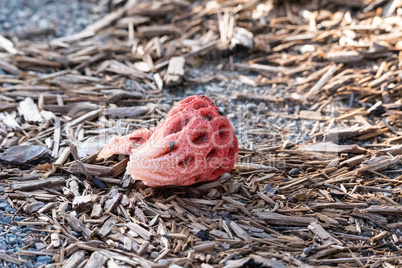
[0,0,401,267]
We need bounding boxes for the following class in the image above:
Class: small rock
[263,183,279,195]
[157,259,169,265]
[302,121,313,129]
[289,168,300,176]
[220,212,233,220]
[9,226,19,232]
[8,237,17,246]
[0,202,9,210]
[371,105,386,117]
[125,80,135,91]
[257,102,266,112]
[303,247,312,255]
[246,103,257,111]
[36,256,51,265]
[24,260,34,268]
[6,233,15,239]
[3,216,12,224]
[299,256,306,262]
[221,242,230,250]
[0,241,7,250]
[196,230,209,241]
[150,251,159,259]
[38,19,49,29]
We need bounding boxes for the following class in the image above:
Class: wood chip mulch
[0,0,401,267]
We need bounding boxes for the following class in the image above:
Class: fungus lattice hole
[167,118,189,135]
[158,141,177,157]
[218,127,230,141]
[129,137,144,144]
[193,102,208,110]
[192,133,207,145]
[206,149,218,161]
[182,95,197,104]
[203,115,212,121]
[183,118,190,126]
[199,108,216,121]
[178,156,194,168]
[168,122,182,135]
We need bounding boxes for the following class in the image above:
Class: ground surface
[0,0,401,267]
[0,0,106,41]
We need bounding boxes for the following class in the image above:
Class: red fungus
[127,95,238,186]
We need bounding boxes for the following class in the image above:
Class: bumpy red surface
[97,128,153,159]
[127,95,238,186]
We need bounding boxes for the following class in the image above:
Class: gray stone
[150,251,159,259]
[37,256,51,264]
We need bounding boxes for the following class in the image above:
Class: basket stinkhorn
[99,95,239,186]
